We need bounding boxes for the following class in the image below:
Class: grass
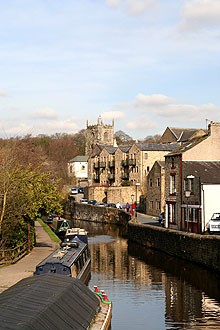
[37,218,61,244]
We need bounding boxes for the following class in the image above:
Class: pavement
[135,212,160,225]
[0,220,59,294]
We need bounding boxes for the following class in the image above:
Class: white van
[207,213,220,233]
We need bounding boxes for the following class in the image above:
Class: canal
[73,220,220,330]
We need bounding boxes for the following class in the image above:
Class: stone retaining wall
[128,222,220,273]
[66,202,130,226]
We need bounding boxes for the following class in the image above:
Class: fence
[0,241,28,265]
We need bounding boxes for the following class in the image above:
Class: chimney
[208,121,220,139]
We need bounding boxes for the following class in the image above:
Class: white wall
[201,184,220,232]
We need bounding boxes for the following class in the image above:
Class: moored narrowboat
[0,274,112,330]
[34,227,91,284]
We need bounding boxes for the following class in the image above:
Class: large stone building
[87,118,178,205]
[164,121,220,233]
[85,116,115,155]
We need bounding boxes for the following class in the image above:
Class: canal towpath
[0,212,158,294]
[0,220,59,294]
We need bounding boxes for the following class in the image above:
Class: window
[171,157,175,169]
[168,203,176,223]
[150,201,153,209]
[147,166,150,172]
[157,178,160,187]
[170,174,176,194]
[144,153,148,159]
[104,132,108,141]
[184,177,194,193]
[149,178,153,187]
[156,201,161,210]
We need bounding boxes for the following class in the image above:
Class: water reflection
[72,220,220,329]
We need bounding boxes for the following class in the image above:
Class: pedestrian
[132,202,137,217]
[125,202,130,212]
[116,202,121,209]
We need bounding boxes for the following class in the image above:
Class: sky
[0,0,220,140]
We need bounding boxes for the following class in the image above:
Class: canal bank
[128,220,220,273]
[0,220,59,293]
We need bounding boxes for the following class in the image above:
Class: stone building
[85,116,115,155]
[87,139,178,205]
[160,127,206,144]
[67,155,89,186]
[164,121,220,233]
[146,161,165,217]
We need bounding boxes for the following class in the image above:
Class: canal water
[73,220,220,330]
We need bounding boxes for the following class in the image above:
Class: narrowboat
[34,227,91,284]
[0,274,112,330]
[51,217,72,239]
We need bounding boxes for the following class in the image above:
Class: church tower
[85,116,114,155]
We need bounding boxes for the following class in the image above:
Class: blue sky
[0,0,220,139]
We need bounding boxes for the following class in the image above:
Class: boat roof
[36,237,88,269]
[0,273,99,330]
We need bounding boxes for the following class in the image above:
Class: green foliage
[0,144,63,248]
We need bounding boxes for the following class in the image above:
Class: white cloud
[134,94,175,108]
[106,0,157,16]
[106,0,121,8]
[179,0,220,31]
[0,87,8,97]
[101,111,125,120]
[126,118,156,130]
[30,107,58,120]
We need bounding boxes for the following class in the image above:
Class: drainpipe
[180,154,183,230]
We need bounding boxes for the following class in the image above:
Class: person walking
[125,202,130,212]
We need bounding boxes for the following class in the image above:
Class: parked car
[80,198,88,204]
[88,199,97,205]
[70,187,78,195]
[106,203,117,208]
[95,202,106,207]
[206,213,220,233]
[78,187,84,194]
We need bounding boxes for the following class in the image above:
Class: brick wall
[128,222,220,273]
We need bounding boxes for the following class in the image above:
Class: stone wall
[128,222,220,273]
[66,202,130,226]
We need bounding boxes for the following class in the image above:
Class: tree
[0,144,62,248]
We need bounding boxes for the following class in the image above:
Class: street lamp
[135,182,140,203]
[185,190,191,232]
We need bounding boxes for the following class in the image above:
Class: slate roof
[0,273,99,330]
[69,155,89,163]
[166,134,209,156]
[136,142,179,151]
[165,127,207,142]
[183,161,220,184]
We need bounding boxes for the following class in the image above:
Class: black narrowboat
[34,228,91,284]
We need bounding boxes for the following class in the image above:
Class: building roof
[117,145,131,153]
[183,161,220,184]
[0,273,99,330]
[136,142,179,151]
[161,127,207,143]
[69,155,89,163]
[166,134,208,156]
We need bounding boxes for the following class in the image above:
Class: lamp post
[185,190,191,232]
[135,182,140,203]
